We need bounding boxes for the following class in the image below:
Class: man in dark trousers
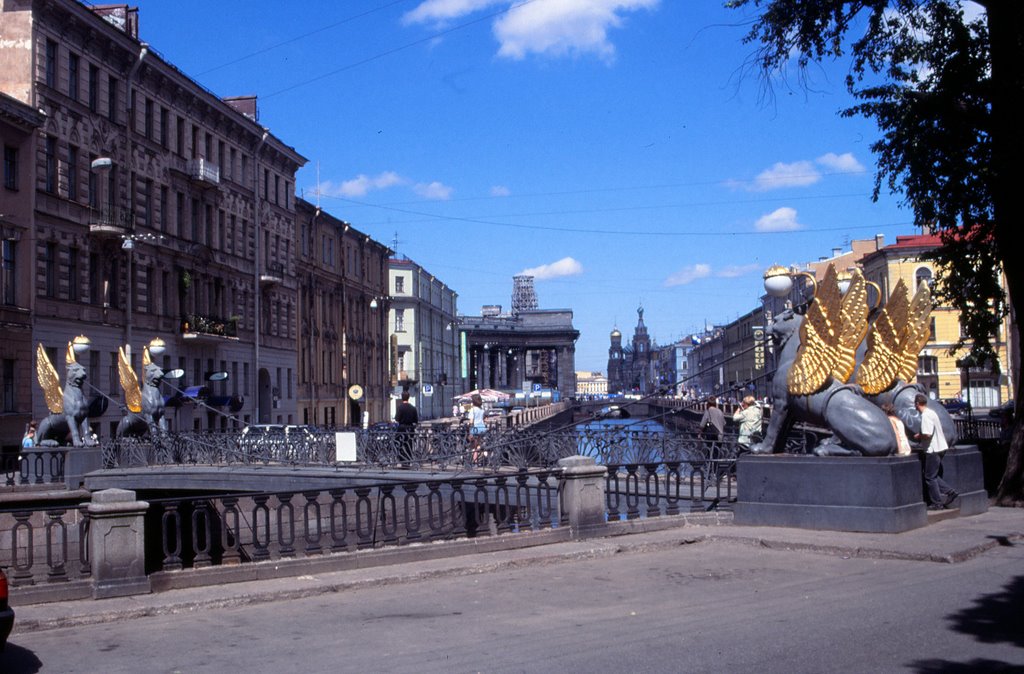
[394,391,419,467]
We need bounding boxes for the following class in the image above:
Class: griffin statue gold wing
[897,279,934,383]
[118,346,143,414]
[788,264,871,396]
[859,279,910,395]
[36,343,63,414]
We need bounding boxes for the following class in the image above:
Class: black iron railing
[2,449,67,486]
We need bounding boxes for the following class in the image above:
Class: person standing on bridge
[699,399,725,441]
[467,393,487,463]
[732,396,763,450]
[394,392,419,467]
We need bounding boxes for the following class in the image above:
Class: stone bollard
[88,488,151,599]
[558,455,607,538]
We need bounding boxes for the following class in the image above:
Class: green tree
[728,0,1023,505]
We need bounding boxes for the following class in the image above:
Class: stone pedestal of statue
[734,447,986,533]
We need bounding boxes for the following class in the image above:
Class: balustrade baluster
[664,462,682,516]
[220,497,242,565]
[472,478,490,536]
[161,503,183,571]
[425,482,445,538]
[354,486,375,549]
[643,463,662,518]
[192,501,212,568]
[10,511,35,585]
[44,509,69,582]
[303,491,323,556]
[251,494,271,561]
[378,485,398,544]
[277,492,296,558]
[449,480,467,536]
[514,471,533,531]
[624,464,641,519]
[329,488,349,552]
[493,476,511,532]
[605,465,622,522]
[402,483,423,541]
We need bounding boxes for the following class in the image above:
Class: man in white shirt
[914,393,958,509]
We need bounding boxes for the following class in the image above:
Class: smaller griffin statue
[35,341,96,447]
[115,343,167,438]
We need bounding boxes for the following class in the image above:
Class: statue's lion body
[756,310,896,457]
[116,362,167,438]
[36,361,94,446]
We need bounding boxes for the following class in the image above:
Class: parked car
[1,566,14,651]
[483,408,505,418]
[989,400,1015,419]
[940,398,971,416]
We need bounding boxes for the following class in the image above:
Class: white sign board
[335,432,357,463]
[422,384,433,397]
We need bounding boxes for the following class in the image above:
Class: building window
[160,185,168,232]
[144,179,153,227]
[44,242,57,297]
[89,253,101,305]
[107,74,118,123]
[44,136,57,193]
[929,317,936,342]
[395,309,405,332]
[88,65,99,112]
[160,107,169,148]
[176,117,184,156]
[3,145,17,190]
[395,276,405,294]
[68,52,80,100]
[145,98,154,139]
[915,267,933,290]
[45,40,57,88]
[109,352,119,395]
[67,145,78,200]
[2,359,14,413]
[2,240,15,306]
[68,247,79,302]
[918,355,938,375]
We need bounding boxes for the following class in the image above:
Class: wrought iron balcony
[260,260,285,286]
[88,207,134,238]
[181,313,238,340]
[185,158,220,187]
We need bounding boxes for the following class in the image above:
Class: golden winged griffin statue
[755,263,957,456]
[35,341,96,447]
[115,342,168,438]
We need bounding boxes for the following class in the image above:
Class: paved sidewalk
[12,505,1024,635]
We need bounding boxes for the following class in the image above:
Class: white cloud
[402,0,504,25]
[314,171,405,198]
[413,181,455,200]
[404,0,659,62]
[750,160,820,191]
[755,207,803,232]
[816,152,864,174]
[717,263,761,278]
[664,263,711,287]
[520,256,583,280]
[490,185,511,197]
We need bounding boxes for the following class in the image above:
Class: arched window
[915,267,933,289]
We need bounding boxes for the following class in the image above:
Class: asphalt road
[4,539,1023,673]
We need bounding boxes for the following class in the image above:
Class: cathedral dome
[610,328,621,338]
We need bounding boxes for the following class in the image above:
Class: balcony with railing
[260,260,285,286]
[185,158,220,187]
[88,206,134,238]
[181,312,238,341]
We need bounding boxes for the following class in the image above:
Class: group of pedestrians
[392,392,489,466]
[698,396,762,450]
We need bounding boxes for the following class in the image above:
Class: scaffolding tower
[511,275,539,314]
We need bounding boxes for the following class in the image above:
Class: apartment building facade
[0,1,306,445]
[295,199,391,428]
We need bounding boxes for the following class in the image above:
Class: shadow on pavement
[908,572,1024,673]
[0,644,43,673]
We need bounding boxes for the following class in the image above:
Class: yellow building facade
[860,233,1012,409]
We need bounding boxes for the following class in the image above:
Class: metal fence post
[557,455,607,538]
[87,488,151,599]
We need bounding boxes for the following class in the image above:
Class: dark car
[989,400,1014,418]
[1,566,13,651]
[940,398,971,416]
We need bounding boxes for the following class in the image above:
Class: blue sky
[132,0,924,372]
